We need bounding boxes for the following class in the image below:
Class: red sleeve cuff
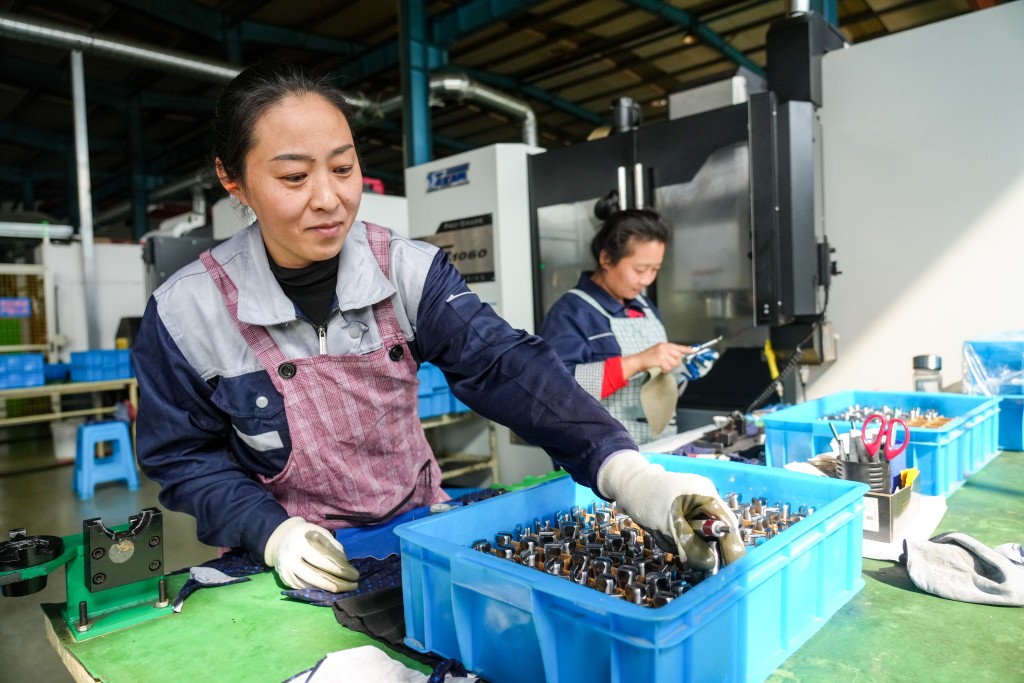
[601,357,627,399]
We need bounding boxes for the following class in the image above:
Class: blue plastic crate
[449,393,471,414]
[45,362,70,382]
[418,391,451,419]
[962,333,1024,451]
[70,350,133,381]
[994,396,1023,451]
[0,353,45,389]
[396,454,868,683]
[417,362,447,396]
[760,390,1001,497]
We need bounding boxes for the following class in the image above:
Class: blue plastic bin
[449,393,471,414]
[0,353,45,389]
[396,454,868,683]
[44,362,71,382]
[417,362,450,418]
[995,396,1023,451]
[70,350,133,381]
[761,391,1001,497]
[963,334,1024,450]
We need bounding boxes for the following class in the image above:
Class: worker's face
[598,238,665,302]
[218,93,363,268]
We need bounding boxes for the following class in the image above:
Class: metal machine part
[472,496,811,608]
[84,507,164,592]
[0,530,65,597]
[0,508,173,641]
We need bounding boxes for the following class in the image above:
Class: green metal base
[1,521,174,641]
[62,544,173,641]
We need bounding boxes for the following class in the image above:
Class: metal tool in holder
[470,495,813,608]
[0,507,172,640]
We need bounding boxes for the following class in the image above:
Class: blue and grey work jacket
[133,221,636,557]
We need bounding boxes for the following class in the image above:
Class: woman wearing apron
[539,209,719,445]
[133,61,739,595]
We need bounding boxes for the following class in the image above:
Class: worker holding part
[539,208,720,445]
[133,60,742,597]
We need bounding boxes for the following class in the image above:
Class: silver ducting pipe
[0,12,240,83]
[376,73,538,147]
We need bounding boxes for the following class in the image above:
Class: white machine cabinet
[405,144,553,485]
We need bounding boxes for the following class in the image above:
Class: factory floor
[0,426,217,683]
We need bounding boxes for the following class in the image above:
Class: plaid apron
[200,223,447,528]
[568,288,674,443]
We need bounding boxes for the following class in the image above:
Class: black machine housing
[527,11,846,416]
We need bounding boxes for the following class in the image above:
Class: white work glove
[598,451,745,571]
[679,348,719,381]
[264,517,359,593]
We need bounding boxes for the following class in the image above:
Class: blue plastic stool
[72,421,139,500]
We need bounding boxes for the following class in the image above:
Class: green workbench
[46,453,1023,683]
[769,450,1023,683]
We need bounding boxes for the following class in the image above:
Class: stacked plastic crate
[70,350,134,382]
[0,353,45,389]
[417,362,474,418]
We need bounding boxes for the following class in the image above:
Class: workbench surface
[45,452,1023,683]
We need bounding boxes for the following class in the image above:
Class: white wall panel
[807,3,1024,397]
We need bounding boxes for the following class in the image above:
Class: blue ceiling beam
[812,0,839,26]
[0,121,123,153]
[459,68,606,126]
[398,0,434,167]
[359,119,473,153]
[431,0,546,46]
[0,56,216,112]
[0,166,66,182]
[139,91,216,112]
[110,0,362,55]
[332,0,541,85]
[623,0,766,78]
[330,41,449,89]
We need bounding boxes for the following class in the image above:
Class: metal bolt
[148,560,161,572]
[148,535,161,547]
[92,573,106,586]
[90,547,105,560]
[76,601,91,632]
[155,578,169,608]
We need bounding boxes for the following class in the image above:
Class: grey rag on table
[901,532,1024,607]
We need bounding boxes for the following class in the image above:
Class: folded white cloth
[290,646,429,683]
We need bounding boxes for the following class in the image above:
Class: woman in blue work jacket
[539,209,718,445]
[132,60,740,595]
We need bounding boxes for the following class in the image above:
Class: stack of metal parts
[821,405,951,429]
[470,495,814,608]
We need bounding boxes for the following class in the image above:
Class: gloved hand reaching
[598,451,745,571]
[679,348,719,381]
[264,517,359,593]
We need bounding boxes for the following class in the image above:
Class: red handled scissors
[861,413,909,461]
